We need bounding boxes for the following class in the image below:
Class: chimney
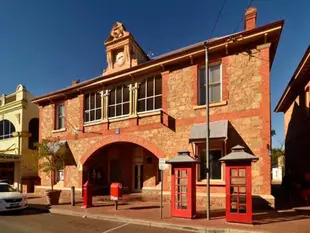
[72,80,80,85]
[244,7,257,30]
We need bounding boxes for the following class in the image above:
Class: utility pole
[204,43,211,220]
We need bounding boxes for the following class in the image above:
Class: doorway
[133,164,143,192]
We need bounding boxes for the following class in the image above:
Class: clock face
[115,51,125,67]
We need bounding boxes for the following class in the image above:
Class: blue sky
[0,0,309,147]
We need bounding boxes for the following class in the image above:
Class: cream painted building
[0,84,39,192]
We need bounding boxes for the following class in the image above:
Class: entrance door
[133,165,143,192]
[0,162,14,184]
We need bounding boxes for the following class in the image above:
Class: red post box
[110,183,122,210]
[83,181,93,208]
[219,145,258,224]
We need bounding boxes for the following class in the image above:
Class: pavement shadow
[129,205,160,210]
[253,208,310,225]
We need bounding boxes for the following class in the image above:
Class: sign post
[159,158,168,219]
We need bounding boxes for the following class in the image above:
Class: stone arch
[80,134,165,165]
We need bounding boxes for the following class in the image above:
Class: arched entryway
[82,142,161,195]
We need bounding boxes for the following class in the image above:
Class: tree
[271,147,284,164]
[33,138,66,191]
[271,129,276,137]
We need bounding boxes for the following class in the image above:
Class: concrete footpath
[27,195,310,233]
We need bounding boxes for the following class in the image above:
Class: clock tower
[103,22,149,75]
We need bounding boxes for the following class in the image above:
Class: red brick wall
[38,44,273,199]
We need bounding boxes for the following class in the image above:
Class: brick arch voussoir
[80,134,165,165]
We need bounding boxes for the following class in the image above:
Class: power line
[233,0,254,33]
[210,0,227,38]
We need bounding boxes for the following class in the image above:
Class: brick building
[275,46,310,179]
[33,7,283,207]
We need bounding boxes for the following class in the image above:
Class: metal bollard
[71,186,75,206]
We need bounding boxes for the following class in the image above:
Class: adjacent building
[0,84,39,192]
[275,46,310,178]
[33,7,283,207]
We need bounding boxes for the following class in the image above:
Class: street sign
[159,158,168,171]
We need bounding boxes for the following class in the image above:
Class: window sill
[194,100,227,110]
[84,120,103,127]
[196,179,225,186]
[52,128,67,133]
[137,110,162,118]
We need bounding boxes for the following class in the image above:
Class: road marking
[103,223,130,233]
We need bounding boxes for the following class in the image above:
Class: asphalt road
[0,209,191,233]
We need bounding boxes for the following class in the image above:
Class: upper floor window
[0,120,16,140]
[84,92,102,123]
[199,63,222,105]
[56,103,65,129]
[138,75,162,113]
[108,85,130,118]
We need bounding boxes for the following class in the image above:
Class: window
[0,120,15,140]
[199,64,222,105]
[56,103,65,129]
[56,170,64,182]
[84,92,102,123]
[138,75,162,113]
[199,148,222,180]
[28,118,39,149]
[108,85,130,118]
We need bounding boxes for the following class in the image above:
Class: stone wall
[37,44,272,206]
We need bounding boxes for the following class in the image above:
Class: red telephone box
[219,145,258,224]
[166,149,199,219]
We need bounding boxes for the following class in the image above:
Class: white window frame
[137,76,162,114]
[56,103,65,130]
[84,92,102,123]
[108,85,130,119]
[0,120,15,140]
[198,63,222,105]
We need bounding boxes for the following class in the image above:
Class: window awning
[47,141,68,154]
[189,120,228,142]
[47,141,76,166]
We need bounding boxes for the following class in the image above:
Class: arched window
[0,120,16,140]
[28,118,39,149]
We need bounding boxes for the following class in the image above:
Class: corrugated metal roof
[189,120,228,142]
[47,141,67,154]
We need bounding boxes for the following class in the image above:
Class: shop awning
[189,120,228,142]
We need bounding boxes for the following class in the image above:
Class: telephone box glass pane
[181,186,188,193]
[230,195,237,203]
[230,204,237,213]
[239,168,246,177]
[230,169,238,177]
[231,177,246,185]
[239,196,246,204]
[230,186,238,194]
[181,202,188,209]
[180,179,188,185]
[181,193,188,202]
[239,186,246,194]
[239,205,246,213]
[181,170,188,178]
